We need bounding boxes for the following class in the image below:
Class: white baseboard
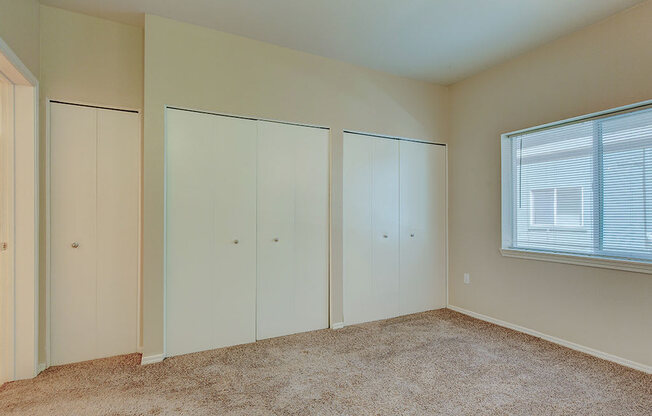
[140,353,164,365]
[447,305,651,374]
[331,322,344,330]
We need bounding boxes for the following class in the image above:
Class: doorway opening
[0,66,15,385]
[0,36,39,384]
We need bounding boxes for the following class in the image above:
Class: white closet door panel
[399,141,447,314]
[370,137,400,320]
[343,134,374,325]
[96,109,139,358]
[166,110,214,356]
[343,133,399,325]
[210,113,257,349]
[50,103,98,365]
[166,109,256,357]
[256,121,329,340]
[256,124,294,340]
[291,127,329,335]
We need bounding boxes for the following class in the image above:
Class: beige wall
[38,5,144,364]
[39,6,143,109]
[0,0,39,78]
[448,2,652,367]
[143,15,449,357]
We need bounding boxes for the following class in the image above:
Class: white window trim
[528,186,585,230]
[499,248,652,274]
[501,98,652,275]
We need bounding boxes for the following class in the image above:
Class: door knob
[273,238,279,242]
[71,242,79,248]
[383,234,388,239]
[410,233,415,237]
[233,239,239,244]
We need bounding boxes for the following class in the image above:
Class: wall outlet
[464,273,470,284]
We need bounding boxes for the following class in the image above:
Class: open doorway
[0,68,15,385]
[0,36,38,384]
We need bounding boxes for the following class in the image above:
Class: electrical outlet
[464,273,470,284]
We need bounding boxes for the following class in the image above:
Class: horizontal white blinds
[508,106,652,261]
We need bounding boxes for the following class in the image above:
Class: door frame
[0,68,16,385]
[162,105,331,360]
[45,99,143,368]
[0,35,39,382]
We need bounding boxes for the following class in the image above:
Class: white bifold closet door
[50,102,139,365]
[343,132,446,326]
[166,109,257,357]
[399,140,447,314]
[166,109,329,356]
[343,132,400,326]
[256,121,329,340]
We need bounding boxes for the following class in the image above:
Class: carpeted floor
[1,309,650,415]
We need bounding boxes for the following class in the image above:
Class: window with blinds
[502,104,652,263]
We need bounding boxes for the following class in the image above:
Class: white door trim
[45,99,143,368]
[445,145,449,308]
[0,35,39,382]
[0,71,16,384]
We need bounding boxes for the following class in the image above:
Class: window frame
[501,99,652,274]
[528,186,585,231]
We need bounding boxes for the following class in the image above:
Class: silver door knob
[71,242,79,248]
[233,239,239,244]
[273,238,279,242]
[383,234,388,238]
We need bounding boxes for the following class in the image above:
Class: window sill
[499,248,652,274]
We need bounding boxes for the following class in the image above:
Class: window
[530,187,583,228]
[501,102,652,267]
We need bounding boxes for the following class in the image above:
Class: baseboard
[140,353,164,365]
[447,305,651,374]
[331,322,344,330]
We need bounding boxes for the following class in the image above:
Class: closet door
[51,103,139,366]
[51,103,98,365]
[399,141,447,314]
[343,133,399,326]
[256,121,329,340]
[166,109,257,357]
[96,109,140,358]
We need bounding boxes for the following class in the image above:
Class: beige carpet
[1,309,650,415]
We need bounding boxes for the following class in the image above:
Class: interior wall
[38,5,144,365]
[143,14,449,358]
[39,6,143,108]
[0,0,40,78]
[449,1,652,367]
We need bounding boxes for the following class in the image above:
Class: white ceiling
[39,0,645,85]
